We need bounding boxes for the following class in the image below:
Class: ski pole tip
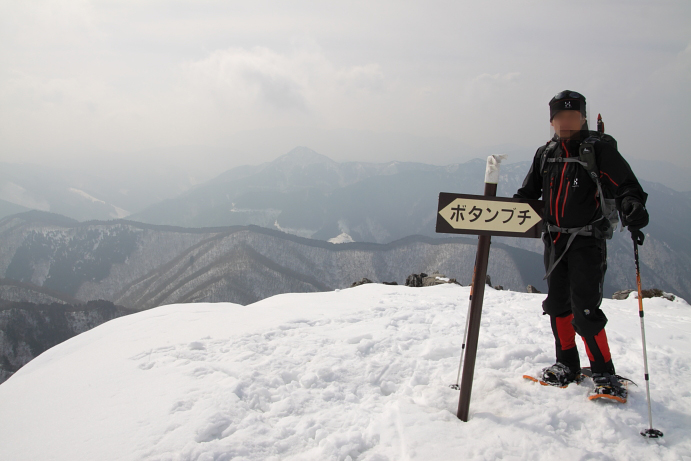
[640,428,663,438]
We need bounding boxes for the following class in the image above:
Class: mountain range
[0,211,546,309]
[127,147,690,300]
[1,147,689,303]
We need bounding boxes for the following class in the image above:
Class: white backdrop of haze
[0,0,689,181]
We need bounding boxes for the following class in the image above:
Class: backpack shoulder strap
[578,134,609,215]
[539,139,558,174]
[578,134,601,182]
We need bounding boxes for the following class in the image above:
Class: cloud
[651,42,691,87]
[184,46,385,116]
[472,72,521,83]
[0,1,689,170]
[467,71,523,104]
[185,47,309,112]
[176,46,391,143]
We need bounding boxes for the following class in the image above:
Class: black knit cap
[549,90,586,121]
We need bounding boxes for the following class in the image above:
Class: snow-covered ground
[0,284,689,460]
[328,232,355,244]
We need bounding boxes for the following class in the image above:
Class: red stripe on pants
[581,329,612,363]
[556,314,576,350]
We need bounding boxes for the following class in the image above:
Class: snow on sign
[436,192,544,238]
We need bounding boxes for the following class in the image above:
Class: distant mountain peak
[5,210,79,226]
[273,147,336,166]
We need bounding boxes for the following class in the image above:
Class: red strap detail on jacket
[554,142,570,227]
[556,314,576,350]
[562,180,570,218]
[600,170,619,187]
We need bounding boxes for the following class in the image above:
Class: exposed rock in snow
[613,289,634,300]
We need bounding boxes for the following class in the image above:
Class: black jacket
[515,130,647,232]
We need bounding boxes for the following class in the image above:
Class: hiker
[514,90,649,399]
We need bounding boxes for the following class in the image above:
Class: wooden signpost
[436,155,544,422]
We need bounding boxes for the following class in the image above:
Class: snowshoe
[589,373,631,403]
[523,362,582,388]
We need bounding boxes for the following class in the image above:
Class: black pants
[542,234,615,374]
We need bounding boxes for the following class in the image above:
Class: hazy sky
[1,0,689,172]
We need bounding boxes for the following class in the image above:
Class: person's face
[550,110,586,139]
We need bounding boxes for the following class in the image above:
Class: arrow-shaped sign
[436,193,544,238]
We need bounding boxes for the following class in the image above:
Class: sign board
[436,193,544,238]
[436,157,545,422]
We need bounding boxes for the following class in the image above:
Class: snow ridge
[0,284,688,460]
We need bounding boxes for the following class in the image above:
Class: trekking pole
[450,260,477,390]
[450,302,471,390]
[633,239,663,439]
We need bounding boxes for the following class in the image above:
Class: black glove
[630,228,645,246]
[621,196,649,230]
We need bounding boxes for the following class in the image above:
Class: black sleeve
[514,147,544,200]
[596,142,648,210]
